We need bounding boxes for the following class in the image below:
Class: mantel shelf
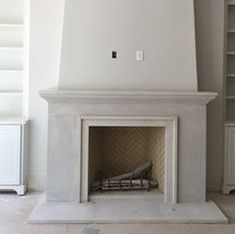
[39,89,218,105]
[227,74,235,77]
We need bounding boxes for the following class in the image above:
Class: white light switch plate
[136,51,144,61]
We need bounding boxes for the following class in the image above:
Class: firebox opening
[88,127,165,196]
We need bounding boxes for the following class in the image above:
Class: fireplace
[28,91,227,223]
[40,92,211,205]
[80,116,177,203]
[29,0,228,223]
[38,90,216,205]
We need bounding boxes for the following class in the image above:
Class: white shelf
[0,47,23,70]
[0,70,23,91]
[225,120,235,126]
[0,25,24,47]
[227,74,235,77]
[226,96,235,99]
[227,52,235,55]
[0,95,22,117]
[0,68,23,71]
[0,0,24,25]
[0,0,25,118]
[0,117,27,124]
[228,0,235,6]
[0,91,23,96]
[0,23,23,28]
[0,46,23,49]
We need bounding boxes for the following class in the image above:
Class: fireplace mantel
[39,89,217,105]
[38,88,218,203]
[29,88,229,223]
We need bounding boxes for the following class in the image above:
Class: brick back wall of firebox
[89,127,165,193]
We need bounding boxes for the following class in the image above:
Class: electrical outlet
[112,51,117,59]
[136,51,144,61]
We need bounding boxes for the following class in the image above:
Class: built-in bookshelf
[0,0,28,195]
[225,1,235,123]
[223,0,235,195]
[0,0,25,117]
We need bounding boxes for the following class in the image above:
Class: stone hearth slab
[28,194,228,224]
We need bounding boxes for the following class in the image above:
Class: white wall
[28,0,64,190]
[58,0,198,91]
[194,0,225,191]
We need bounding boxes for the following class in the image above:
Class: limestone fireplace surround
[28,90,228,223]
[81,116,177,204]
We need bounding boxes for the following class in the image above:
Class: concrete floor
[0,192,235,234]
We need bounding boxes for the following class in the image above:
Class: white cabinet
[223,125,235,194]
[0,125,21,185]
[0,119,28,195]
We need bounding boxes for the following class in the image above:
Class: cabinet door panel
[226,127,235,184]
[0,125,21,185]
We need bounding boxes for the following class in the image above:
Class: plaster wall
[194,0,225,191]
[28,0,64,190]
[58,0,198,91]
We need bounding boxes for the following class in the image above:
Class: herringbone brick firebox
[89,127,165,193]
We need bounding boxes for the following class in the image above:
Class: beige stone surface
[148,127,165,192]
[0,192,235,233]
[89,127,165,192]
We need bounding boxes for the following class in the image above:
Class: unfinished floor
[0,192,235,234]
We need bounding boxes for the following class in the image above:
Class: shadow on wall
[194,0,225,192]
